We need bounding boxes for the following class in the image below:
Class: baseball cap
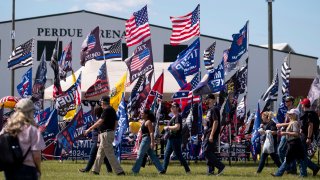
[287,108,300,116]
[300,98,310,106]
[284,96,294,102]
[100,96,110,104]
[205,94,215,100]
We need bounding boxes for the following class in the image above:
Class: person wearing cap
[84,96,125,176]
[162,102,191,174]
[276,95,297,174]
[272,108,307,177]
[0,98,45,179]
[202,94,225,176]
[299,98,320,176]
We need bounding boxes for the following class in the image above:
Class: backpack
[0,132,31,171]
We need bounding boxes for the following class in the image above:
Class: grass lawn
[3,158,319,180]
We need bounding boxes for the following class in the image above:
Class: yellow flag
[63,71,77,121]
[110,72,127,111]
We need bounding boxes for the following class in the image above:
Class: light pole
[11,0,16,96]
[267,0,274,85]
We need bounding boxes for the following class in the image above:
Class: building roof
[259,43,296,53]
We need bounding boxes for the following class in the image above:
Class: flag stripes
[8,38,34,70]
[261,71,279,102]
[203,42,216,71]
[281,60,291,96]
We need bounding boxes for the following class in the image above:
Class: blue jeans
[84,141,112,172]
[5,164,38,180]
[257,152,281,173]
[132,136,164,173]
[163,137,190,172]
[275,159,307,177]
[301,136,319,172]
[278,136,297,172]
[203,138,225,171]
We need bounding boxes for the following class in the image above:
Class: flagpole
[11,0,16,96]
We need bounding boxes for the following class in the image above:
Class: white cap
[287,108,299,116]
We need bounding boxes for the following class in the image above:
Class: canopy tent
[44,60,189,101]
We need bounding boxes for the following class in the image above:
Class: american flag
[125,5,151,47]
[170,4,200,45]
[203,42,216,72]
[281,58,291,96]
[87,35,96,50]
[96,39,122,61]
[188,73,200,103]
[131,49,150,71]
[8,38,34,70]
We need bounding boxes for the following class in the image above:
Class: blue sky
[1,0,319,62]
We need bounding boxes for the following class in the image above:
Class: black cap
[285,96,294,102]
[205,94,215,100]
[100,95,110,104]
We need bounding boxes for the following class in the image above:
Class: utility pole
[11,0,16,96]
[267,0,274,84]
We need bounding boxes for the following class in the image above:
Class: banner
[17,68,32,98]
[32,48,47,110]
[84,62,110,98]
[80,26,103,66]
[227,21,248,62]
[113,93,128,146]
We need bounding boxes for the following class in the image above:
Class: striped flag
[281,58,291,96]
[203,42,216,72]
[261,71,279,102]
[8,38,34,70]
[170,4,200,45]
[131,49,150,71]
[96,39,122,61]
[125,5,151,47]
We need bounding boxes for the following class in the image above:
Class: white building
[0,10,317,111]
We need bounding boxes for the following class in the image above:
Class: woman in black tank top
[132,110,165,174]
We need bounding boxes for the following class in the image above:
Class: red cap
[300,98,310,106]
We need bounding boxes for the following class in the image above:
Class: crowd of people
[0,94,319,179]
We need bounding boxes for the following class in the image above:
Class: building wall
[0,11,318,111]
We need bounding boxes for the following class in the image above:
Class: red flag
[170,4,200,45]
[144,72,164,110]
[125,5,151,47]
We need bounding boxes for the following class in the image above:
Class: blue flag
[41,109,59,141]
[35,107,51,127]
[168,38,200,88]
[277,99,288,124]
[17,68,32,98]
[227,21,248,62]
[192,60,225,96]
[251,102,261,161]
[113,93,128,146]
[32,48,47,110]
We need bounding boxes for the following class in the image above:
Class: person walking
[202,94,225,176]
[162,102,191,174]
[84,96,125,176]
[79,106,112,173]
[1,98,45,180]
[272,109,307,177]
[256,111,281,173]
[132,109,165,174]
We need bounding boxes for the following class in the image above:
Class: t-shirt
[286,121,300,141]
[300,111,320,140]
[263,120,278,145]
[205,106,220,140]
[169,114,182,138]
[99,106,118,131]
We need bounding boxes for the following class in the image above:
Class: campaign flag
[56,107,84,151]
[96,39,122,61]
[41,110,59,141]
[34,107,51,124]
[237,59,248,95]
[51,38,63,98]
[17,68,32,98]
[192,60,225,96]
[203,42,216,72]
[261,71,279,102]
[251,102,261,160]
[125,5,151,47]
[59,41,72,81]
[32,48,47,110]
[113,93,128,146]
[63,72,77,120]
[168,38,200,88]
[281,58,291,96]
[8,38,34,70]
[227,21,248,62]
[85,62,110,98]
[137,71,154,114]
[55,73,81,116]
[308,75,320,105]
[236,95,246,123]
[110,72,127,111]
[127,75,145,115]
[144,72,164,110]
[125,39,154,82]
[170,4,200,45]
[223,49,238,74]
[80,26,103,66]
[38,109,57,133]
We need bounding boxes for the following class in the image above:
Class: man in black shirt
[202,94,225,176]
[299,98,320,176]
[84,96,125,176]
